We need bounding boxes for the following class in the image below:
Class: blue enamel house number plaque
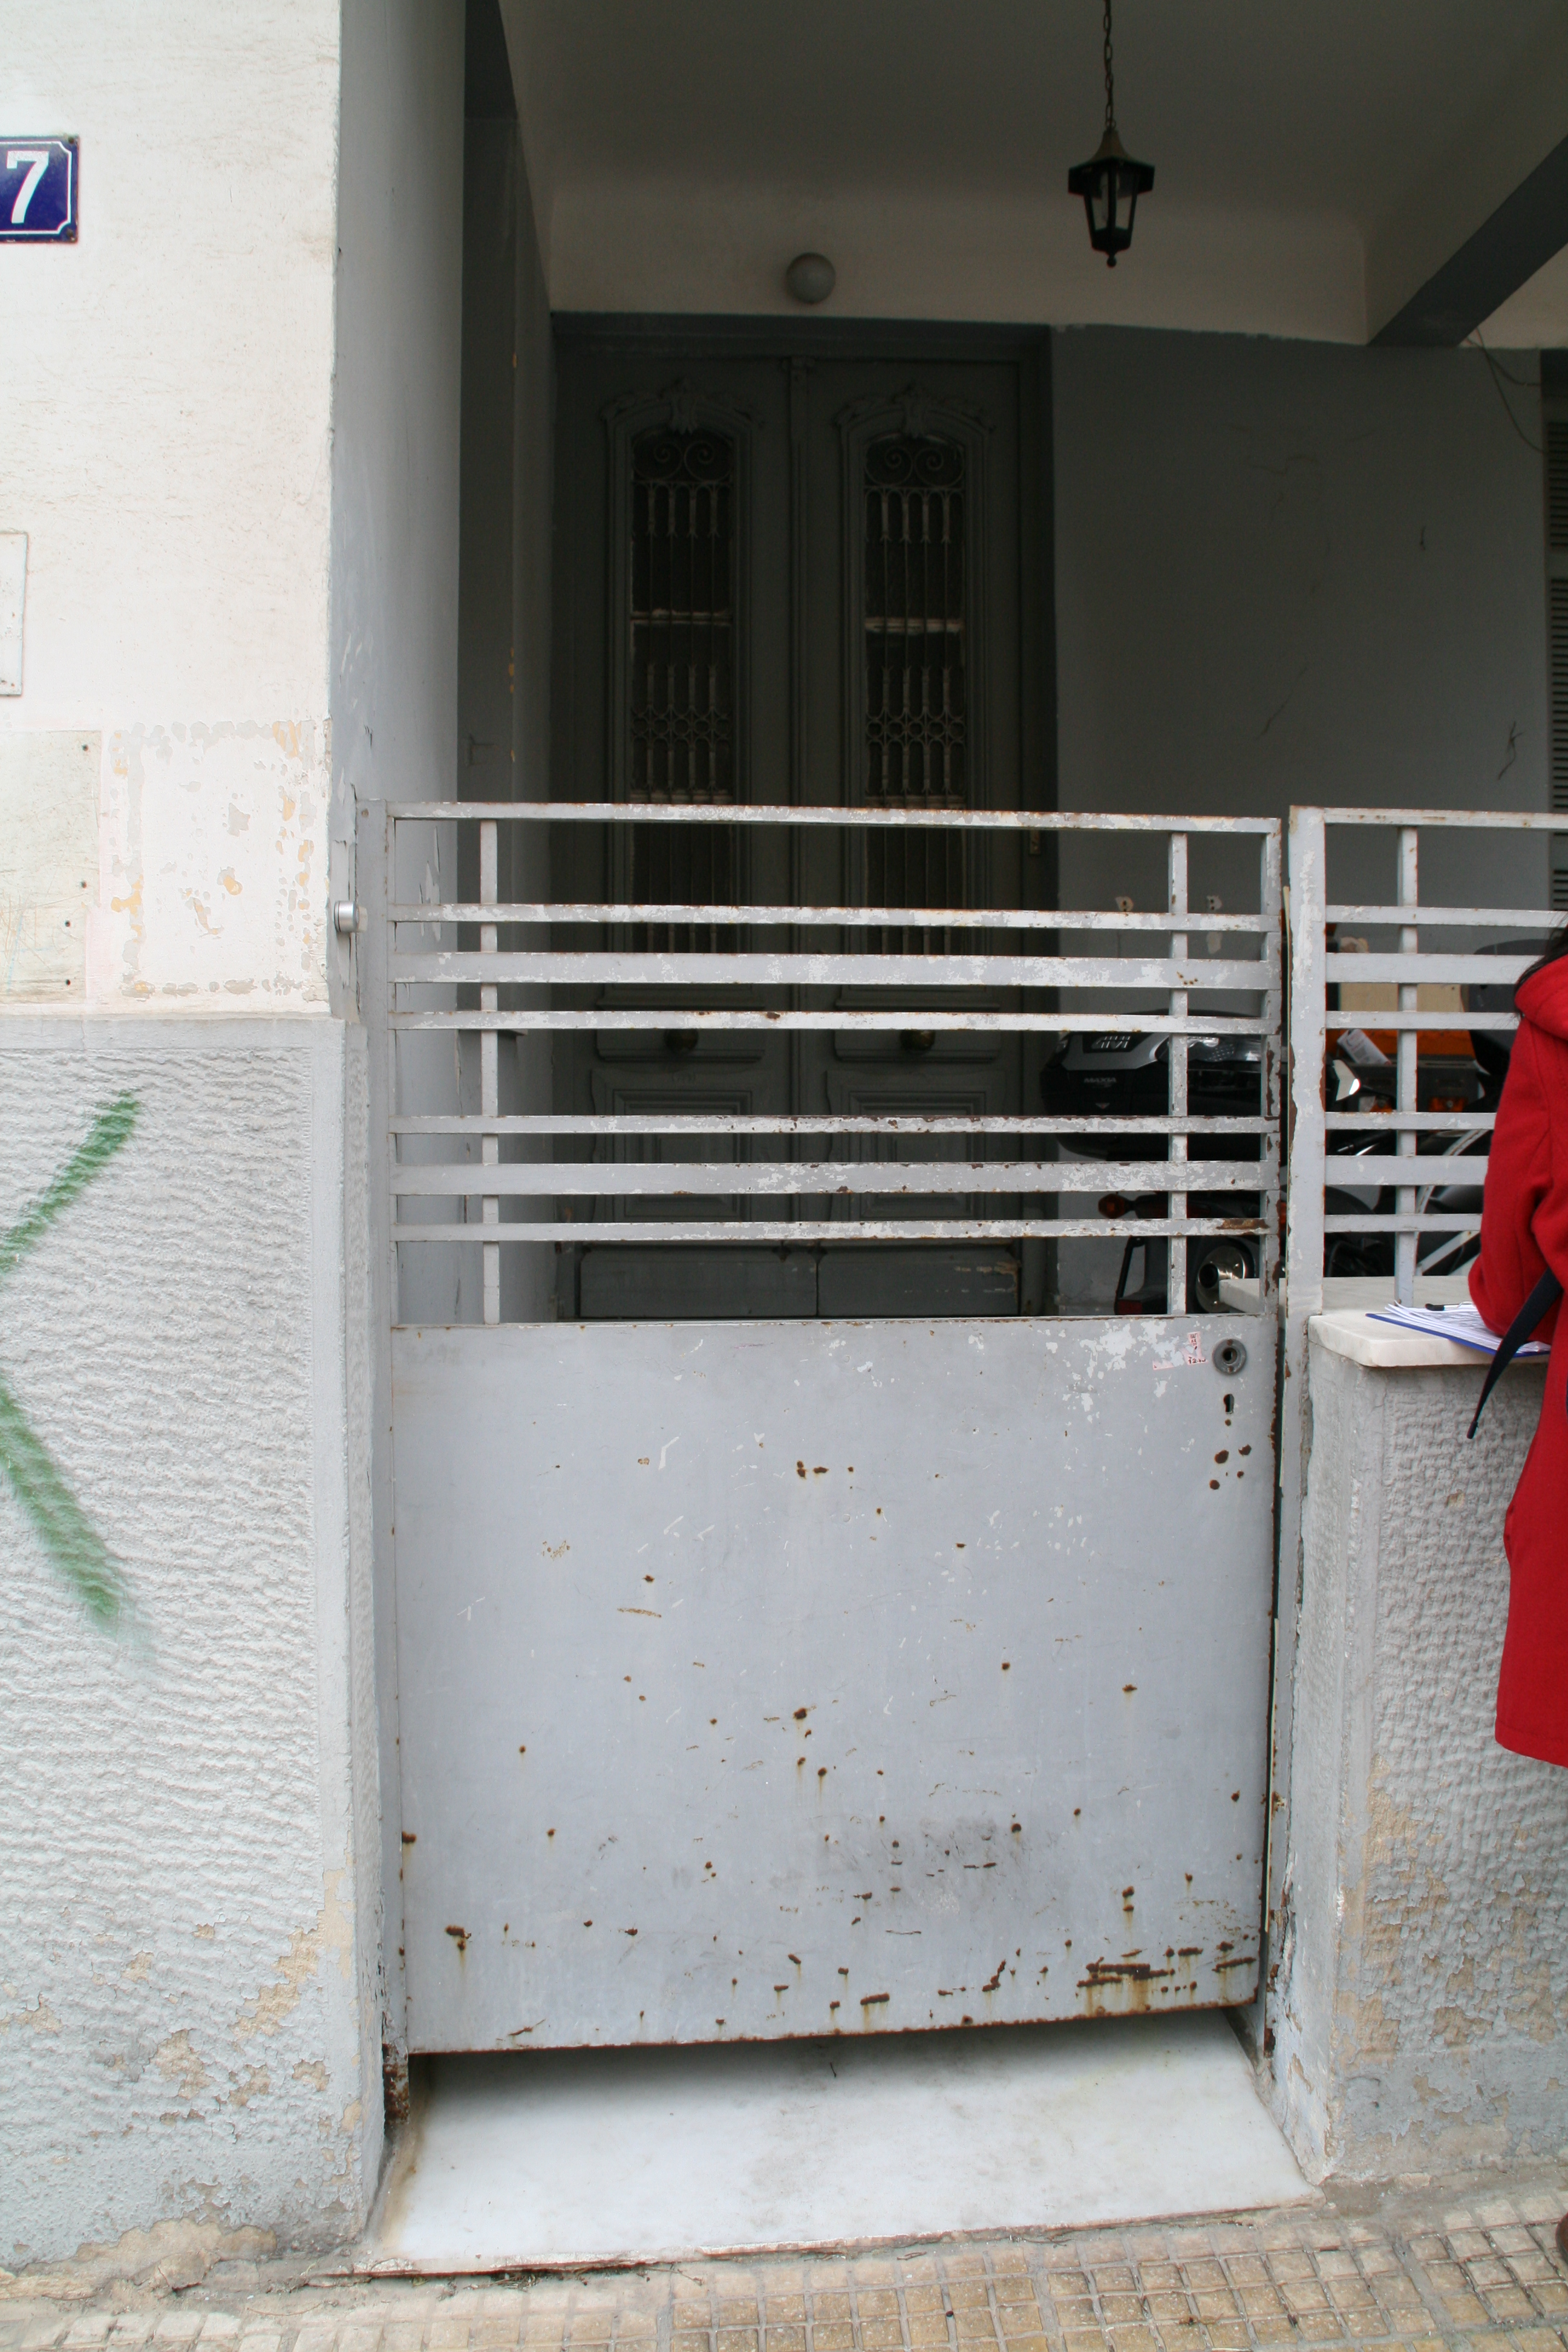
[0,139,77,242]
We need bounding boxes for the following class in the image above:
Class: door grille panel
[629,426,737,947]
[864,435,968,943]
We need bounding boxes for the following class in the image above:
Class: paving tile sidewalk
[7,2178,1568,2352]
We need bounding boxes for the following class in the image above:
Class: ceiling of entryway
[497,0,1568,345]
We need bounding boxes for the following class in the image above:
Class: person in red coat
[1469,942,1568,1769]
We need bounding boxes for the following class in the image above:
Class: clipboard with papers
[1366,1302,1550,1357]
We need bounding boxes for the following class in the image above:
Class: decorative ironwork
[863,433,967,935]
[628,426,737,942]
[630,428,734,805]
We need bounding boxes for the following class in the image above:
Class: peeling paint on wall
[154,2030,211,2097]
[233,1873,355,2044]
[0,2217,277,2302]
[98,723,329,1004]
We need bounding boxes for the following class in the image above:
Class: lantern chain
[1103,0,1117,131]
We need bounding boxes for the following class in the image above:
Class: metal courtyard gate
[364,800,1283,2051]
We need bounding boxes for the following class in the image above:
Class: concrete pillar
[1,0,463,2270]
[1270,1315,1568,2181]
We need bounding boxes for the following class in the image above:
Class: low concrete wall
[0,1016,379,2272]
[1270,1324,1568,2180]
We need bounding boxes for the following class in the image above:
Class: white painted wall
[1,2,340,1007]
[330,0,465,829]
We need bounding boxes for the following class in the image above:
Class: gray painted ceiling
[501,1,1568,342]
[511,1,1554,222]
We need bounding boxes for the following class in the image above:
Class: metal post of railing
[1166,831,1188,1316]
[361,791,411,2055]
[381,803,402,1325]
[1283,808,1327,1319]
[1270,803,1327,1968]
[480,817,500,1327]
[1394,826,1419,1306]
[1261,820,1285,1304]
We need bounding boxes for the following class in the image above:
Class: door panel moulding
[554,315,1055,363]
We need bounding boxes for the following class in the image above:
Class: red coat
[1470,956,1568,1766]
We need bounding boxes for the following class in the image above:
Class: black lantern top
[1067,1,1154,267]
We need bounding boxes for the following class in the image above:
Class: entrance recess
[362,797,1282,2053]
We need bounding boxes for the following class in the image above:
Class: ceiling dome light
[1067,0,1154,267]
[785,252,836,304]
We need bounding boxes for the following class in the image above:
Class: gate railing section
[368,802,1283,1326]
[1284,806,1558,1322]
[1272,804,1556,1952]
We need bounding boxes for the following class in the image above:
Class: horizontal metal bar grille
[1322,1110,1494,1133]
[391,901,1273,931]
[393,1218,1270,1246]
[1326,904,1558,927]
[1286,806,1550,1316]
[1322,952,1535,983]
[1320,1213,1489,1233]
[386,800,1278,832]
[390,1009,1273,1035]
[391,1159,1274,1197]
[370,802,1284,1324]
[390,1114,1276,1136]
[393,952,1267,987]
[1299,808,1563,831]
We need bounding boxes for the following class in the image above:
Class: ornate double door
[547,332,1054,1322]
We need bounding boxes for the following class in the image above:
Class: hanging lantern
[1068,0,1154,267]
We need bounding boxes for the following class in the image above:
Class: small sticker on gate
[1149,1327,1206,1372]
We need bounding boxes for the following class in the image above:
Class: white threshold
[356,2014,1314,2274]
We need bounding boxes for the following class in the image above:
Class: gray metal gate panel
[394,1315,1272,2050]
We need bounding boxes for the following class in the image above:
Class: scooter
[1039,956,1532,1310]
[1039,1030,1263,1312]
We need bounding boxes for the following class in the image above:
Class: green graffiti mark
[0,1094,140,1628]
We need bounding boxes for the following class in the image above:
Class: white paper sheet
[1367,1301,1550,1356]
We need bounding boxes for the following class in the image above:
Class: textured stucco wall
[1271,1336,1568,2181]
[0,1019,378,2268]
